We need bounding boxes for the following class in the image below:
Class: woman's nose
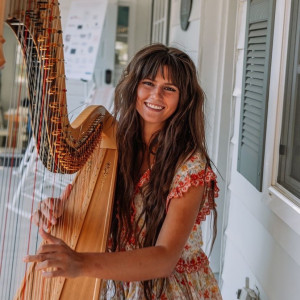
[151,86,163,100]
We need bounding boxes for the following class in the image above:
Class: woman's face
[136,66,180,132]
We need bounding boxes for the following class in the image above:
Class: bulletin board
[64,0,108,81]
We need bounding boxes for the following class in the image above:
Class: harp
[0,1,117,299]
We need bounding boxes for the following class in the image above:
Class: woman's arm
[24,184,204,281]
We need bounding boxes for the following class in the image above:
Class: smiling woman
[27,44,222,300]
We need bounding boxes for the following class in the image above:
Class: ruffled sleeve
[166,152,219,222]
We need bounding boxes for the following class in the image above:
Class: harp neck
[2,0,111,174]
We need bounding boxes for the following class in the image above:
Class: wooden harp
[0,1,117,299]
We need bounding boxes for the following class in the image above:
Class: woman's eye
[165,86,176,92]
[143,81,153,86]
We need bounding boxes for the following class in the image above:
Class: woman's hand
[23,228,84,278]
[32,184,73,230]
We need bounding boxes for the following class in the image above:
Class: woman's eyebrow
[141,77,177,87]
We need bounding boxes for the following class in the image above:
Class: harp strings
[0,0,110,298]
[0,1,76,299]
[0,1,32,299]
[27,1,70,298]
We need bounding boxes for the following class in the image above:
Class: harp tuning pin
[44,61,55,67]
[39,45,48,51]
[52,129,62,137]
[48,75,59,83]
[51,116,61,124]
[37,36,46,42]
[54,141,62,148]
[42,56,57,62]
[49,101,61,109]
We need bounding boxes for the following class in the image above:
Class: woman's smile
[144,101,165,111]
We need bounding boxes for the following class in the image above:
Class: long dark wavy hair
[110,44,217,299]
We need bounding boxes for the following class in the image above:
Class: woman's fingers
[23,229,83,278]
[31,209,41,227]
[24,230,66,262]
[41,269,64,278]
[31,184,73,228]
[31,206,55,229]
[39,227,63,244]
[40,200,59,222]
[31,210,49,230]
[32,197,62,227]
[42,198,63,219]
[24,253,49,263]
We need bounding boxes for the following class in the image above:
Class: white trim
[263,0,289,188]
[197,0,238,278]
[262,0,300,233]
[266,186,300,236]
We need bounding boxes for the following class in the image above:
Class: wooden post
[0,1,6,68]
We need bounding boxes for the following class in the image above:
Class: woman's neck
[142,123,162,146]
[139,149,155,177]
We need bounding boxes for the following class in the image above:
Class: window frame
[263,0,300,234]
[277,0,300,202]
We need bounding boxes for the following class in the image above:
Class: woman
[28,44,222,300]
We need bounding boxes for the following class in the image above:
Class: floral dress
[100,152,222,300]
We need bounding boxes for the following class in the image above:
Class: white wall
[221,1,300,299]
[130,0,152,58]
[168,1,300,300]
[168,0,237,276]
[169,0,202,64]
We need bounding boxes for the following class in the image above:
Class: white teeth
[145,103,164,110]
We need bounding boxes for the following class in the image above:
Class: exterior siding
[220,0,300,299]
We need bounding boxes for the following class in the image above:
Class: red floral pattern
[175,251,210,274]
[100,151,222,299]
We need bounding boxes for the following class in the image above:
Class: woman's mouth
[145,102,165,111]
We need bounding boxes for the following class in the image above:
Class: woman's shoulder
[167,151,215,199]
[177,151,207,174]
[166,150,219,212]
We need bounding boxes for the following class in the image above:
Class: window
[151,0,171,44]
[114,5,130,85]
[278,0,300,204]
